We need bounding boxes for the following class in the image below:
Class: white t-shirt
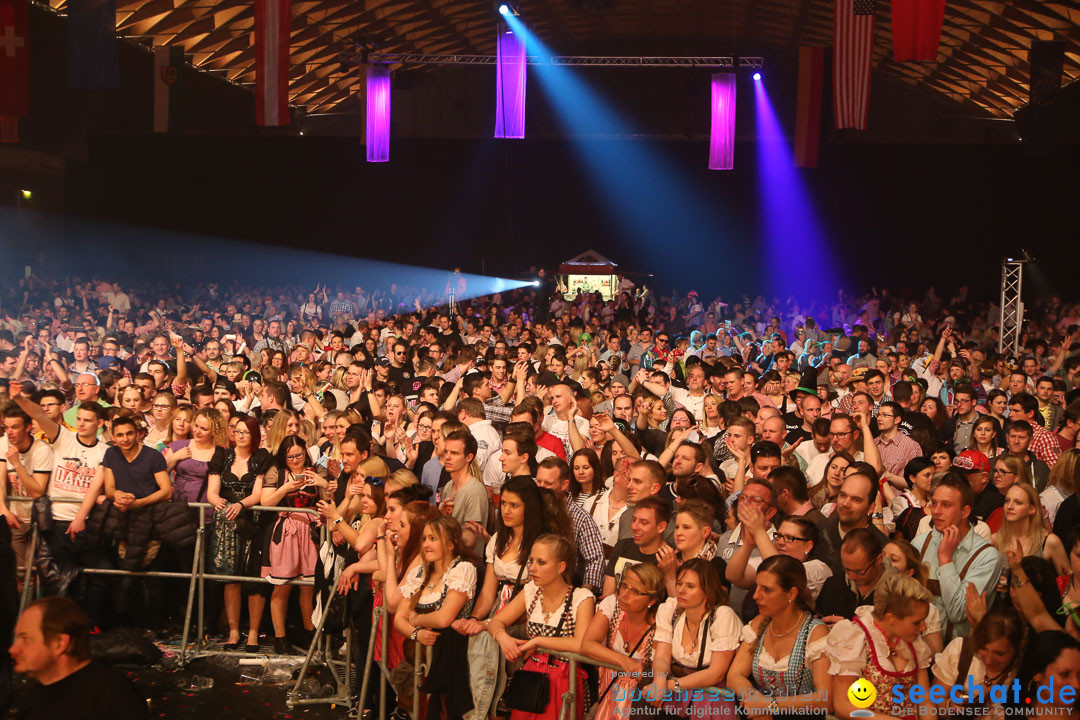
[47,428,107,521]
[670,388,706,424]
[542,414,591,459]
[654,598,742,668]
[0,436,55,522]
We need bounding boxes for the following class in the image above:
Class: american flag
[834,0,875,129]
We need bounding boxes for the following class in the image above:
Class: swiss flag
[0,0,29,117]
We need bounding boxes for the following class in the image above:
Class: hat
[789,368,819,401]
[97,355,121,370]
[613,419,631,434]
[536,371,561,387]
[611,374,630,389]
[242,370,262,385]
[214,378,238,396]
[952,450,990,473]
[376,357,391,368]
[843,367,869,387]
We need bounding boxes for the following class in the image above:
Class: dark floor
[6,635,358,720]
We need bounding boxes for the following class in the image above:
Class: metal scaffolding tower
[998,255,1029,356]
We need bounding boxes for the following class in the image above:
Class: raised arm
[9,381,59,442]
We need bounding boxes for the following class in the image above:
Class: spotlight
[499,3,509,13]
[19,189,31,200]
[497,1,518,15]
[531,280,540,286]
[753,72,761,81]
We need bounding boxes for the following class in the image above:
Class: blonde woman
[1042,448,1080,525]
[699,394,724,439]
[145,392,178,449]
[264,409,302,455]
[992,483,1067,575]
[161,406,194,460]
[168,407,228,507]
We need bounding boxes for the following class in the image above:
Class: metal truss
[998,256,1026,357]
[367,53,763,68]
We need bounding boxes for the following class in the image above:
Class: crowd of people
[3,272,1080,720]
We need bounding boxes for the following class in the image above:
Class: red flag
[795,47,825,168]
[0,115,17,143]
[892,0,945,62]
[0,0,29,118]
[834,0,875,130]
[255,0,290,126]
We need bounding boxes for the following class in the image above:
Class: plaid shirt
[1030,423,1062,468]
[875,431,922,476]
[565,496,606,592]
[328,298,354,316]
[484,396,514,425]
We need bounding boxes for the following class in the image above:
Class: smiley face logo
[847,678,877,709]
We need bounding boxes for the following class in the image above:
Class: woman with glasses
[580,564,664,720]
[207,414,273,650]
[406,409,436,471]
[992,454,1031,498]
[827,573,933,720]
[144,392,178,449]
[260,435,329,652]
[453,477,546,720]
[726,508,832,602]
[644,558,740,717]
[728,556,831,720]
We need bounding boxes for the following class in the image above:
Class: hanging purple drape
[709,73,736,170]
[366,65,391,162]
[495,29,526,139]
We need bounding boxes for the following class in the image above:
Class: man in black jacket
[816,529,892,624]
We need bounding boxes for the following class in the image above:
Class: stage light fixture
[497,1,518,16]
[20,189,31,199]
[753,72,761,81]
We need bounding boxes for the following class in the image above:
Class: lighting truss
[998,255,1027,357]
[367,53,763,68]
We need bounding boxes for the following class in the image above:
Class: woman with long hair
[889,457,935,541]
[590,455,631,552]
[969,415,1003,460]
[699,394,724,440]
[167,407,227,505]
[265,408,302,456]
[921,397,949,441]
[144,392,178,448]
[1043,448,1080,526]
[993,483,1067,575]
[809,452,854,509]
[728,556,831,719]
[580,563,664,720]
[569,448,604,507]
[882,540,944,653]
[1009,631,1080,719]
[933,605,1024,713]
[644,559,740,717]
[394,516,478,720]
[260,435,328,652]
[488,534,594,720]
[726,510,832,602]
[827,573,934,720]
[454,477,547,720]
[206,414,273,649]
[161,405,193,458]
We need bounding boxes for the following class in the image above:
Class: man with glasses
[387,341,412,389]
[804,412,881,487]
[943,385,980,455]
[912,474,1002,640]
[61,374,110,429]
[875,401,921,478]
[716,478,778,616]
[816,529,890,623]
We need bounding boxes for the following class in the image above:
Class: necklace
[683,615,703,652]
[767,611,804,639]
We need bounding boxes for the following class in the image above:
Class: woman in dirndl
[487,534,595,720]
[260,435,328,653]
[826,573,934,720]
[727,556,831,720]
[644,558,741,718]
[580,563,664,720]
[454,477,547,720]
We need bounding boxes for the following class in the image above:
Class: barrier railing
[11,496,353,708]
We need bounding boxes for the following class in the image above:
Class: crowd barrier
[11,496,353,709]
[13,496,726,719]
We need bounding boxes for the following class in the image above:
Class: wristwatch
[672,678,681,694]
[411,627,420,641]
[331,517,342,526]
[871,512,884,520]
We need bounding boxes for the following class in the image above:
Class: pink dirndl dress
[261,472,320,584]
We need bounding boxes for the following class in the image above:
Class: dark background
[0,4,1076,301]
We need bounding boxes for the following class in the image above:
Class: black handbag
[503,589,574,714]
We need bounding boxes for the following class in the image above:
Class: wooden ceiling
[46,0,1080,117]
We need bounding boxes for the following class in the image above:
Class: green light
[20,189,31,200]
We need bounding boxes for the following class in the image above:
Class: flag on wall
[892,0,946,62]
[68,0,118,88]
[153,45,183,132]
[794,46,825,167]
[255,0,290,126]
[0,0,29,118]
[834,0,875,130]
